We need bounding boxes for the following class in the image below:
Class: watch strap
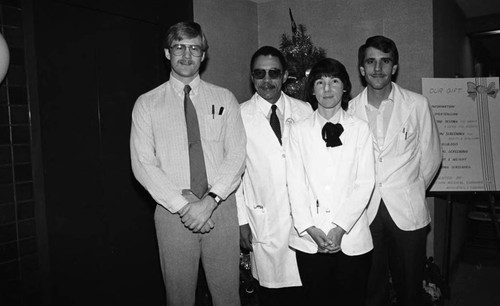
[208,192,222,205]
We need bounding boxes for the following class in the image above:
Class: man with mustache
[236,46,312,306]
[348,35,442,306]
[130,21,246,305]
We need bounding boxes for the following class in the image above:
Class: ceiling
[250,0,500,18]
[455,0,500,76]
[455,0,500,18]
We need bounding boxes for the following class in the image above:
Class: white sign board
[422,77,500,192]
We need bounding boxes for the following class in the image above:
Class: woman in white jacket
[286,58,375,306]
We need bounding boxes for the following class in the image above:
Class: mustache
[259,82,276,90]
[178,59,193,65]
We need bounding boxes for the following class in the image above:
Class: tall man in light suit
[236,46,312,306]
[348,36,442,306]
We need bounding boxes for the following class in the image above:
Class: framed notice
[422,77,500,192]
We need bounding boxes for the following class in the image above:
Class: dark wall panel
[32,0,192,304]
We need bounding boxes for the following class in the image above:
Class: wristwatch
[208,192,222,205]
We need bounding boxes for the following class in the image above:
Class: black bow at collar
[322,122,343,147]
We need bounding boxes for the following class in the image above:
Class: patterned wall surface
[0,0,42,304]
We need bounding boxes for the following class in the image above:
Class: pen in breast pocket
[219,107,224,115]
[212,105,215,119]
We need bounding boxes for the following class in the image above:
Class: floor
[194,255,259,306]
[196,245,500,306]
[444,244,500,306]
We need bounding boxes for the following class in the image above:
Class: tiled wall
[0,0,42,304]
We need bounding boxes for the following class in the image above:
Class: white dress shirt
[365,95,394,148]
[130,74,246,213]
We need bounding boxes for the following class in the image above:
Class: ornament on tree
[280,8,326,99]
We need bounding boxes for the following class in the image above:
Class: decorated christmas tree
[280,9,327,99]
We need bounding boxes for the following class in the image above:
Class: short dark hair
[250,46,287,71]
[305,58,352,111]
[358,35,399,68]
[163,21,208,51]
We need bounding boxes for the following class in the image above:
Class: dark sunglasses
[252,69,282,79]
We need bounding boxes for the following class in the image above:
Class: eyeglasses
[169,44,204,57]
[252,69,282,79]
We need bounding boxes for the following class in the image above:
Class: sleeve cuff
[209,185,227,200]
[169,196,189,214]
[237,210,249,225]
[297,222,315,237]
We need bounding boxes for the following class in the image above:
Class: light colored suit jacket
[286,110,375,255]
[348,82,442,230]
[236,92,312,288]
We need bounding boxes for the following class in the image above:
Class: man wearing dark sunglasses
[130,21,246,305]
[236,46,312,306]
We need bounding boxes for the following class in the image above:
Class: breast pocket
[397,128,418,154]
[202,114,224,142]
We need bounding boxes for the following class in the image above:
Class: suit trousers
[366,200,428,306]
[296,249,371,306]
[154,194,240,306]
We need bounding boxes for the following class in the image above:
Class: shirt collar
[170,74,201,96]
[365,87,395,111]
[256,92,285,115]
[315,108,342,126]
[387,85,396,102]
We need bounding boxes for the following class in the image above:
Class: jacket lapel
[350,89,369,122]
[337,110,352,145]
[349,89,380,151]
[309,113,331,163]
[249,93,283,148]
[381,83,412,150]
[282,94,293,141]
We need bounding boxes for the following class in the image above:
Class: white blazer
[348,83,442,230]
[236,92,313,288]
[286,110,375,255]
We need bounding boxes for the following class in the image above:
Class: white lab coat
[286,110,375,255]
[348,83,442,230]
[236,92,312,288]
